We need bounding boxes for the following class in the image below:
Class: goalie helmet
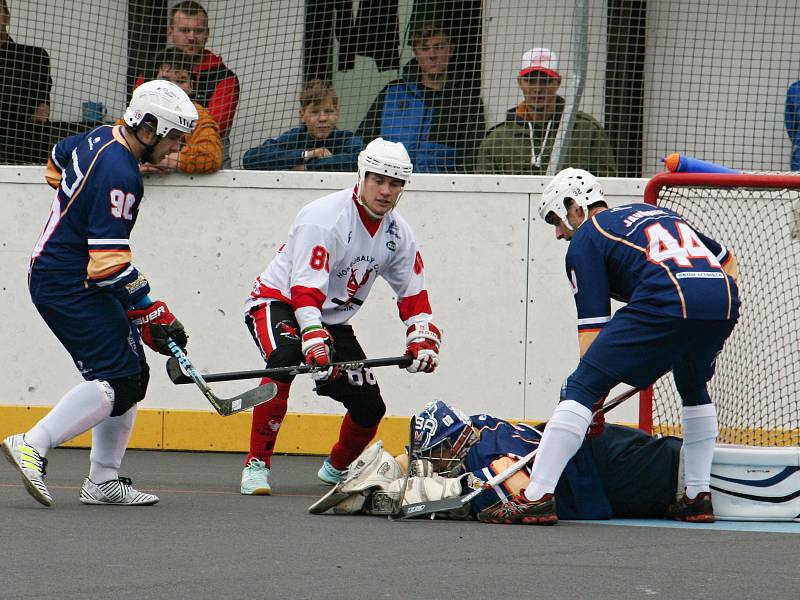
[411,400,478,476]
[538,168,605,228]
[123,79,198,137]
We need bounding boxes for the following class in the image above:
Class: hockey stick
[165,339,278,417]
[165,355,412,385]
[392,386,641,520]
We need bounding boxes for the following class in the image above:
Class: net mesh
[1,1,799,174]
[650,176,800,446]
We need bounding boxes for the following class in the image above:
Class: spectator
[0,0,52,164]
[356,20,485,174]
[477,48,617,176]
[242,79,363,171]
[121,48,222,175]
[165,1,238,162]
[784,80,800,170]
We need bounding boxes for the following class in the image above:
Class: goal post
[639,172,800,446]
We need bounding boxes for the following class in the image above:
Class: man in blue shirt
[3,81,197,508]
[481,168,740,525]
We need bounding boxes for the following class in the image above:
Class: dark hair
[299,79,338,109]
[410,21,450,47]
[149,47,194,81]
[169,1,208,24]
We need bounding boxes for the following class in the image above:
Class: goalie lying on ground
[310,400,684,522]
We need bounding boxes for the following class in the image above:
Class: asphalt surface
[1,448,799,600]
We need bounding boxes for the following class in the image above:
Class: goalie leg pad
[679,445,800,521]
[709,445,800,521]
[386,474,470,519]
[308,440,401,515]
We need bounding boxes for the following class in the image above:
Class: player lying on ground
[239,137,440,496]
[2,81,197,507]
[310,400,685,522]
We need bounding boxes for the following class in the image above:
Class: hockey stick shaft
[394,386,640,520]
[165,340,277,416]
[166,355,412,384]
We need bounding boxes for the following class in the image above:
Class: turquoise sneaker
[317,458,347,485]
[240,458,272,495]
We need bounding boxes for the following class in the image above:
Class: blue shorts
[566,305,737,407]
[35,289,145,381]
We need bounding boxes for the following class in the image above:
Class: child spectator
[242,79,364,171]
[121,47,223,175]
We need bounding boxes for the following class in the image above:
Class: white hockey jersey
[246,186,433,331]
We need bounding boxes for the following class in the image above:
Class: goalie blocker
[310,441,800,522]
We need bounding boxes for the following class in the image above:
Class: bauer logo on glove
[127,300,188,355]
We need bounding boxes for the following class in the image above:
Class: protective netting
[649,176,800,446]
[1,1,799,173]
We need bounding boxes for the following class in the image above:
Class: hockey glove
[127,300,188,356]
[405,322,441,374]
[301,326,339,382]
[587,396,607,438]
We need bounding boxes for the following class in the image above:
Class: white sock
[89,404,137,483]
[25,381,114,456]
[525,400,592,501]
[681,404,718,499]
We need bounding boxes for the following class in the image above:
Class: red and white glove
[405,322,441,373]
[587,396,607,438]
[301,326,338,382]
[127,300,187,356]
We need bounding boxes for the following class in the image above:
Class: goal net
[642,173,800,446]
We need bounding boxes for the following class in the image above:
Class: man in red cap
[477,47,617,176]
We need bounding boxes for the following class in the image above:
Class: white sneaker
[240,458,272,495]
[317,458,347,485]
[80,477,159,506]
[2,434,53,507]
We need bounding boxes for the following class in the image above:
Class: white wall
[0,167,646,424]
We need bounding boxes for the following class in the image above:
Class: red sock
[246,379,290,468]
[328,413,379,470]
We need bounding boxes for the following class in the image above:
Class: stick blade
[218,382,278,416]
[166,357,193,384]
[392,496,465,520]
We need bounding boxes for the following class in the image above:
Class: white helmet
[356,138,413,217]
[358,138,413,185]
[123,79,198,136]
[539,168,605,227]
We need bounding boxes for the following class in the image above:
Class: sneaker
[317,458,347,485]
[477,492,558,525]
[80,476,159,506]
[2,434,53,507]
[240,458,272,495]
[666,491,715,523]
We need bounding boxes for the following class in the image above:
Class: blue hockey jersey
[567,204,740,340]
[465,415,613,520]
[29,125,150,306]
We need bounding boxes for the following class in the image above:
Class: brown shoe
[666,491,715,523]
[477,492,558,525]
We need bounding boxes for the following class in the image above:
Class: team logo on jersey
[386,240,396,251]
[87,136,101,151]
[276,320,300,340]
[332,267,372,310]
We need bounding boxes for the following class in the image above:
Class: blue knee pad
[674,383,712,407]
[561,361,619,410]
